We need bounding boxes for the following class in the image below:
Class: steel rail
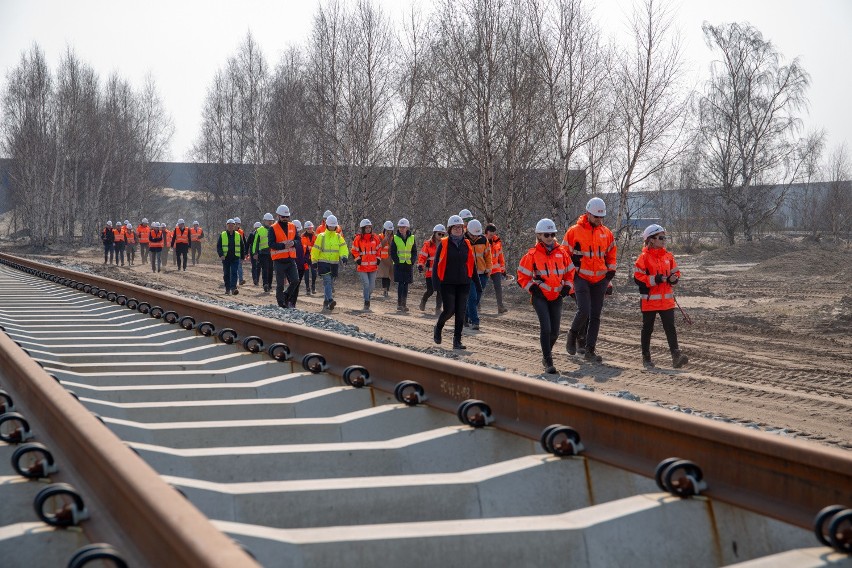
[2,252,850,534]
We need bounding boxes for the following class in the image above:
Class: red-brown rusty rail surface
[1,253,850,544]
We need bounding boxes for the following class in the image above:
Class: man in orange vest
[125,222,136,266]
[161,223,173,267]
[189,221,204,265]
[147,222,165,273]
[136,218,150,265]
[562,197,617,363]
[113,221,127,267]
[171,219,191,271]
[269,205,301,309]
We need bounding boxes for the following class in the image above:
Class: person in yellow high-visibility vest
[310,214,348,312]
[390,218,416,312]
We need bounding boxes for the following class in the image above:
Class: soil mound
[695,235,802,266]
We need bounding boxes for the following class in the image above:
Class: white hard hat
[459,209,473,219]
[253,221,262,229]
[276,205,290,217]
[467,219,483,236]
[535,218,558,233]
[263,212,274,221]
[151,222,159,228]
[447,215,464,227]
[304,221,314,229]
[227,218,235,224]
[359,218,372,228]
[293,220,303,231]
[141,218,149,224]
[107,221,113,226]
[323,210,333,219]
[193,220,199,225]
[642,224,666,240]
[126,222,132,228]
[433,224,446,233]
[177,218,185,225]
[586,197,607,217]
[326,215,338,227]
[234,217,241,223]
[397,218,410,228]
[383,221,394,231]
[124,219,129,224]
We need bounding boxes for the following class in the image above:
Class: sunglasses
[651,235,666,241]
[436,232,447,236]
[541,233,557,238]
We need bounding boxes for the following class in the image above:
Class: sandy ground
[8,236,852,450]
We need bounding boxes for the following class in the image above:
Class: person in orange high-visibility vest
[376,220,395,297]
[484,223,508,314]
[136,218,150,264]
[269,205,301,309]
[301,221,317,295]
[161,224,173,267]
[562,197,617,363]
[147,222,165,273]
[351,219,382,310]
[189,221,204,265]
[171,219,191,271]
[417,224,446,314]
[112,221,126,266]
[634,224,688,370]
[125,222,136,266]
[517,218,575,375]
[432,215,482,351]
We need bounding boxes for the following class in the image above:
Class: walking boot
[642,352,655,369]
[328,299,336,311]
[498,305,508,314]
[542,356,557,375]
[453,338,466,350]
[584,349,602,363]
[433,324,442,345]
[566,330,577,355]
[383,289,388,297]
[403,302,410,313]
[576,334,587,355]
[419,297,427,311]
[671,349,689,369]
[364,301,370,311]
[397,300,404,312]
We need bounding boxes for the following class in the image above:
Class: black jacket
[433,237,482,293]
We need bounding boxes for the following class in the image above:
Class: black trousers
[436,282,471,342]
[532,293,563,360]
[103,243,113,263]
[258,254,273,289]
[113,242,125,266]
[571,277,607,352]
[175,244,189,270]
[641,309,679,354]
[251,255,260,284]
[274,259,299,307]
[304,264,317,293]
[421,278,442,310]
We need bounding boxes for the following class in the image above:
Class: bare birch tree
[610,0,690,244]
[821,143,851,240]
[698,21,810,243]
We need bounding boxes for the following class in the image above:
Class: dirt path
[19,239,852,450]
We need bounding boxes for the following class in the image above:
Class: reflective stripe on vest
[148,230,164,249]
[137,226,150,244]
[220,231,241,256]
[189,227,203,242]
[270,222,297,260]
[393,234,415,264]
[253,226,269,253]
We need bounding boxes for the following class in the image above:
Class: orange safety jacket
[435,236,475,280]
[417,240,439,278]
[165,230,173,249]
[562,215,617,284]
[301,233,315,268]
[136,225,150,244]
[633,246,680,312]
[173,226,190,245]
[517,242,575,301]
[113,227,126,243]
[489,236,506,274]
[468,234,493,274]
[270,222,298,261]
[125,230,136,245]
[147,229,164,249]
[189,227,203,242]
[378,233,392,260]
[317,222,343,238]
[351,233,381,272]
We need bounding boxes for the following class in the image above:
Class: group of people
[100,198,689,373]
[101,219,204,272]
[517,197,688,374]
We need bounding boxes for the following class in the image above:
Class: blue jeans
[465,274,489,324]
[322,273,334,302]
[359,271,377,302]
[222,258,239,291]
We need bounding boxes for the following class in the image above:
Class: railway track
[0,253,850,567]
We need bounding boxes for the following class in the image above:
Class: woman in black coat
[432,215,483,350]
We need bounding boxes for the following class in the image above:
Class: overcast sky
[1,0,850,163]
